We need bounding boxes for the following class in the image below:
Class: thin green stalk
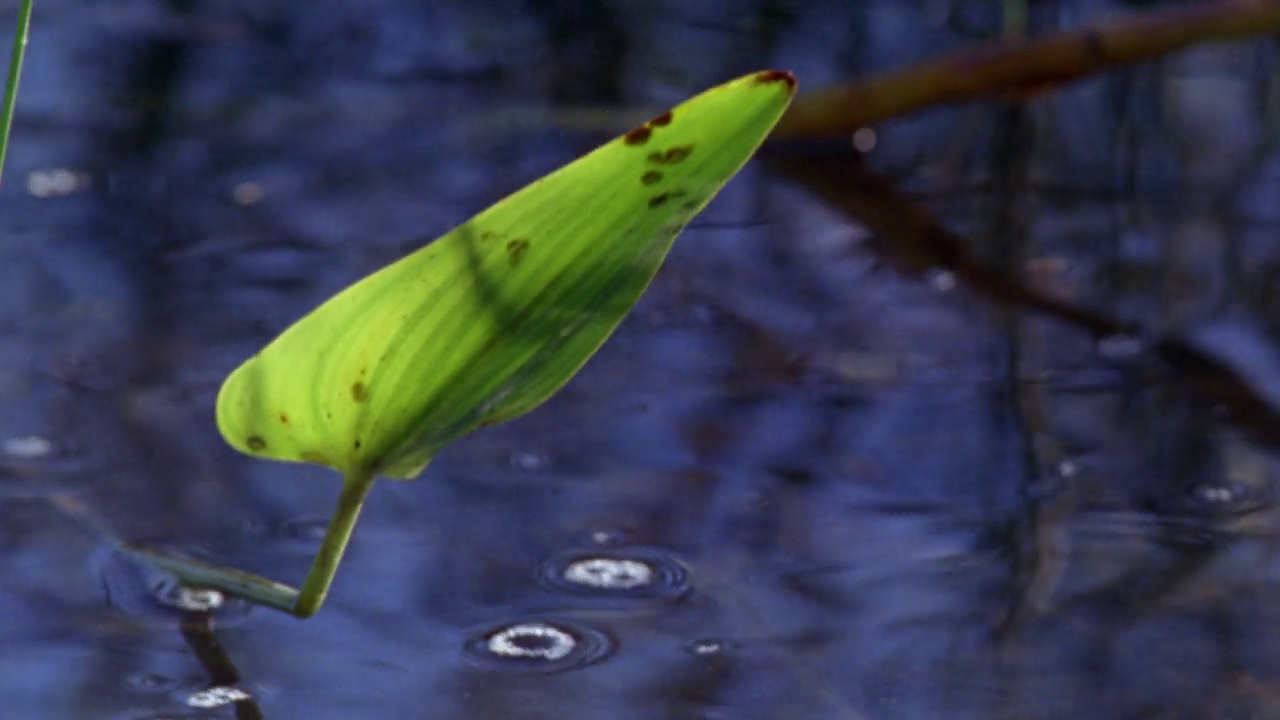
[127,470,377,618]
[0,0,33,187]
[294,470,376,617]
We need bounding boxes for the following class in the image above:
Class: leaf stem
[126,470,377,618]
[0,0,33,187]
[294,470,376,617]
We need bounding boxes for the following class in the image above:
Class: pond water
[2,1,1280,718]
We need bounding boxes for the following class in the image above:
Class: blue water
[2,1,1280,718]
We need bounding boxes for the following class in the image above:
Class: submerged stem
[128,470,377,618]
[129,544,301,614]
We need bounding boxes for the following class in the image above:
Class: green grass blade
[216,70,796,479]
[0,0,34,187]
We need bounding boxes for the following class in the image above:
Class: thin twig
[776,0,1280,138]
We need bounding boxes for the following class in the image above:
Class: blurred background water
[1,0,1279,718]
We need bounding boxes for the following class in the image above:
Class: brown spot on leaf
[641,170,663,186]
[624,126,652,145]
[351,382,368,402]
[647,145,694,165]
[278,413,289,424]
[625,111,675,146]
[648,189,687,209]
[246,436,267,451]
[354,439,363,450]
[506,238,531,267]
[753,70,797,91]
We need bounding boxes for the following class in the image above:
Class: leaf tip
[752,69,797,93]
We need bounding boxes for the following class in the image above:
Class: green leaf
[216,70,796,480]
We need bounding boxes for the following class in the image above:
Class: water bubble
[186,686,252,709]
[587,529,627,546]
[2,435,53,459]
[1187,480,1270,515]
[508,450,550,471]
[852,127,877,153]
[928,270,956,293]
[154,584,224,613]
[94,546,254,626]
[488,623,576,660]
[537,547,690,600]
[689,639,728,656]
[463,619,613,673]
[277,515,330,545]
[26,168,88,198]
[564,557,653,589]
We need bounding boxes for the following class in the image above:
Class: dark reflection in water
[1,1,1279,719]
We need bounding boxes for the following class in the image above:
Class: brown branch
[775,0,1280,139]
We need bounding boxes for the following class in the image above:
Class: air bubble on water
[928,270,956,293]
[589,530,623,546]
[463,619,613,673]
[691,640,724,656]
[2,435,53,459]
[563,557,653,590]
[537,547,690,600]
[26,168,88,198]
[488,623,576,661]
[186,686,251,709]
[1196,484,1238,505]
[153,583,224,613]
[509,451,549,471]
[852,127,877,153]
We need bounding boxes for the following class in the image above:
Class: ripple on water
[123,671,185,694]
[462,619,614,673]
[94,545,254,626]
[537,546,691,600]
[276,514,331,545]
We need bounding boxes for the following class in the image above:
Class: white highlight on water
[160,585,225,612]
[187,686,251,708]
[2,435,52,459]
[563,557,653,589]
[486,623,576,661]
